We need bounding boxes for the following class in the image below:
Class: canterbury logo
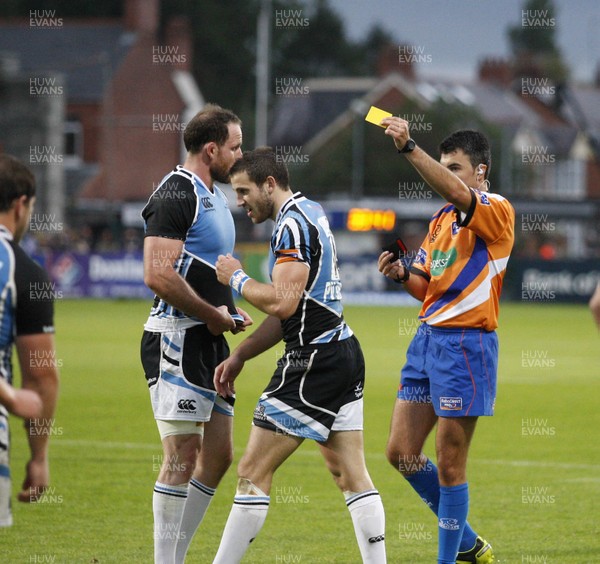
[177,399,197,411]
[200,197,213,209]
[368,534,385,544]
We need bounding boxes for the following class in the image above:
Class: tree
[507,0,568,83]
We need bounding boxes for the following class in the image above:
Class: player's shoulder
[12,243,49,284]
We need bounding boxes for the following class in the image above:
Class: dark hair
[183,103,241,154]
[0,154,36,212]
[439,130,491,179]
[230,147,290,189]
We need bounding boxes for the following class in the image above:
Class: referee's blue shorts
[397,323,498,417]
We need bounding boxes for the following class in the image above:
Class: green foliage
[507,0,568,82]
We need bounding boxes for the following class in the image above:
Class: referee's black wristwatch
[394,265,411,284]
[397,139,416,154]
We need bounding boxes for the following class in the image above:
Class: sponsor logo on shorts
[177,399,197,412]
[354,382,364,399]
[439,518,460,530]
[368,534,385,543]
[439,396,462,411]
[253,404,267,421]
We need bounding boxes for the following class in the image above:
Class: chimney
[125,0,159,34]
[164,16,192,72]
[377,43,415,81]
[478,57,512,86]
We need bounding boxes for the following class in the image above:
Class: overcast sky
[327,0,599,83]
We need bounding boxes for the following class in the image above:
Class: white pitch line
[54,439,600,472]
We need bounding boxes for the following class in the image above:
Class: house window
[64,120,83,167]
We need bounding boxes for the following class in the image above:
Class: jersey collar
[275,191,303,223]
[0,225,13,241]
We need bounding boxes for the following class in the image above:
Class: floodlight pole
[255,0,271,147]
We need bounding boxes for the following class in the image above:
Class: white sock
[153,482,188,564]
[174,479,215,562]
[345,489,387,564]
[213,480,270,564]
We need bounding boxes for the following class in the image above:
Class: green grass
[1,300,598,563]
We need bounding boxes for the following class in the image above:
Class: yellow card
[364,106,392,128]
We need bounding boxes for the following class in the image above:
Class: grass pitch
[1,299,598,563]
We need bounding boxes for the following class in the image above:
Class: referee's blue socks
[438,483,469,563]
[404,457,478,552]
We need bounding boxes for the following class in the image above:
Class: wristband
[229,269,250,295]
[394,266,410,284]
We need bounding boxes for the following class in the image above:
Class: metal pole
[255,0,271,147]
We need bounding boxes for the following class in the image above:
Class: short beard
[210,163,231,184]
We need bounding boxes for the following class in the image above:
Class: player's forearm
[232,315,283,362]
[148,268,224,324]
[402,272,429,302]
[239,279,299,320]
[405,146,471,212]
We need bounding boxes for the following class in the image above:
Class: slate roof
[0,23,135,102]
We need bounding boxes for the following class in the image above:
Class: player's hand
[378,251,404,282]
[206,305,236,336]
[216,254,243,286]
[0,380,42,419]
[214,354,245,398]
[231,307,253,335]
[380,116,411,152]
[18,458,49,502]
